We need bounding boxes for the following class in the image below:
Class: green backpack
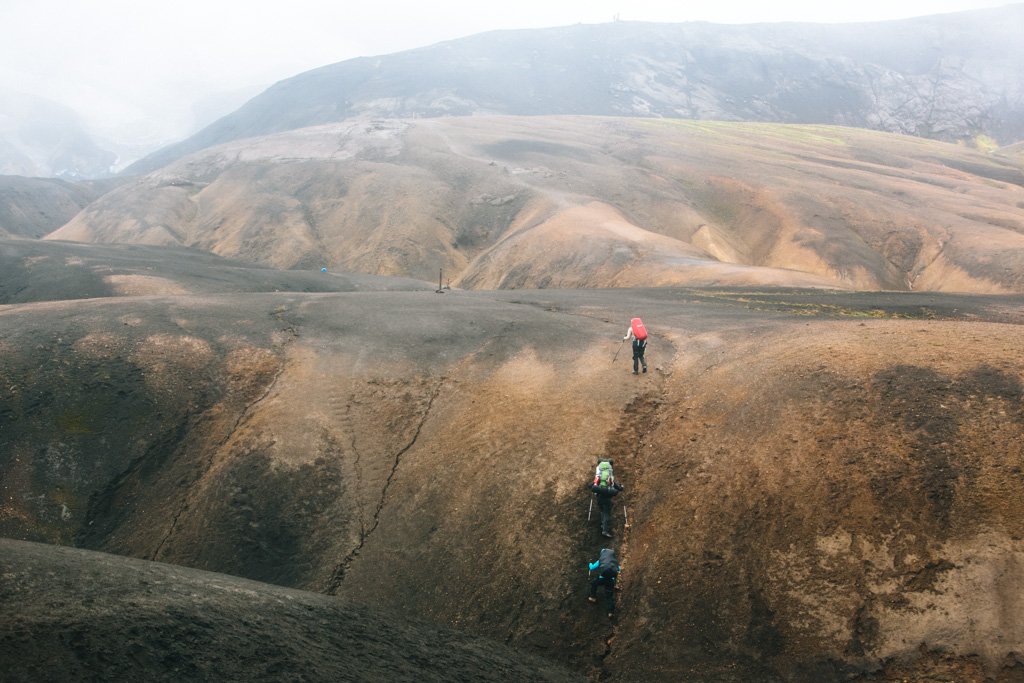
[594,460,615,487]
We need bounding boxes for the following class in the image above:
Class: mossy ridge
[680,289,938,318]
[55,412,97,434]
[641,119,850,147]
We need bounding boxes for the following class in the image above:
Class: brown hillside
[0,175,120,238]
[0,539,583,682]
[49,117,1024,294]
[1001,141,1024,164]
[2,285,1022,681]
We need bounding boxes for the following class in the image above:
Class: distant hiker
[590,459,624,538]
[587,547,620,617]
[623,317,648,375]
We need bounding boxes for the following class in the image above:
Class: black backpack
[597,548,619,578]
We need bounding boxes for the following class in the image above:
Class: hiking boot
[602,531,613,538]
[642,367,647,373]
[588,596,597,604]
[632,370,638,375]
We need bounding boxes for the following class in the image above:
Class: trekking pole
[623,505,629,529]
[612,338,625,362]
[587,497,593,522]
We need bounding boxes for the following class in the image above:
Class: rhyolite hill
[128,5,1024,175]
[50,117,1024,293]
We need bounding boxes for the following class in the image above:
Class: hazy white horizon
[0,0,1018,156]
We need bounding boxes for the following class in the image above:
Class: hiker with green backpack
[589,459,624,538]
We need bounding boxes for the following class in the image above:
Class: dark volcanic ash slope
[0,238,431,304]
[2,285,1023,681]
[0,539,583,683]
[50,117,1024,293]
[127,6,1024,174]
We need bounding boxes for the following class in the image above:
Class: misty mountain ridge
[0,90,118,178]
[129,5,1024,175]
[0,84,265,180]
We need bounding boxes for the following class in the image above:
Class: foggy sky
[0,0,1017,150]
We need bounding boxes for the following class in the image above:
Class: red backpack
[631,318,647,341]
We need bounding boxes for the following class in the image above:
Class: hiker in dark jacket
[589,480,624,538]
[588,548,620,616]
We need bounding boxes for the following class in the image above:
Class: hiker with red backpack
[589,459,624,538]
[623,318,648,375]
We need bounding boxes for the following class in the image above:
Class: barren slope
[0,539,583,682]
[0,238,431,304]
[2,284,1022,681]
[0,175,120,238]
[50,117,1024,293]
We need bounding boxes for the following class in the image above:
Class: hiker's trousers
[632,341,647,373]
[590,574,616,612]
